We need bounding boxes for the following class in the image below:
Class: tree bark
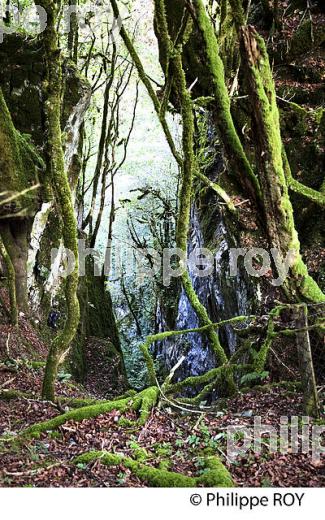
[39,0,80,401]
[238,24,325,303]
[295,304,320,418]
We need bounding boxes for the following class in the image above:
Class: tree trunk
[295,304,320,418]
[0,220,31,314]
[0,87,41,317]
[238,25,325,303]
[40,0,80,401]
[0,233,17,325]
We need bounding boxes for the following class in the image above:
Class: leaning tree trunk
[40,0,80,401]
[237,24,325,303]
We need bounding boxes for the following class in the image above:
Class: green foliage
[57,371,72,383]
[127,441,149,462]
[154,442,173,458]
[187,434,201,447]
[240,371,269,387]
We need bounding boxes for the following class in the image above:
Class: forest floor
[1,319,325,488]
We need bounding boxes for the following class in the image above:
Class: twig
[0,377,15,389]
[269,347,297,378]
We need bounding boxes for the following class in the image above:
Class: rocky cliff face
[155,165,263,384]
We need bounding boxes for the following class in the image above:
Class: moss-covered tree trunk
[237,24,325,303]
[153,0,235,393]
[191,0,261,203]
[39,0,80,401]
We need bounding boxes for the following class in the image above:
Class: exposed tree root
[0,388,137,409]
[0,387,159,442]
[73,451,233,487]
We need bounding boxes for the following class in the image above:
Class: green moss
[23,399,132,438]
[28,361,46,369]
[182,272,231,372]
[74,450,197,487]
[197,456,234,487]
[128,441,150,462]
[155,0,233,383]
[39,0,81,401]
[241,27,325,303]
[140,316,252,389]
[166,366,223,394]
[158,459,172,471]
[254,306,284,373]
[73,450,233,487]
[132,386,159,425]
[0,387,159,443]
[0,88,42,216]
[192,0,261,201]
[280,108,325,208]
[0,387,116,409]
[0,389,31,401]
[118,417,136,428]
[139,341,157,387]
[177,364,250,405]
[178,380,219,406]
[195,170,236,212]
